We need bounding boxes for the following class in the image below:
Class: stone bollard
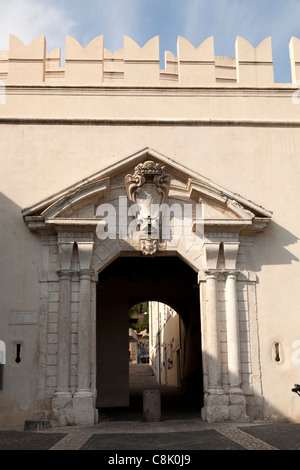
[143,390,161,422]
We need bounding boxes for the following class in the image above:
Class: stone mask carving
[125,161,171,254]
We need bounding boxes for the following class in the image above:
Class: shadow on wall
[0,191,24,234]
[0,191,41,258]
[0,192,42,430]
[0,191,41,301]
[251,220,299,272]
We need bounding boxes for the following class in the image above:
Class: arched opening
[96,255,204,420]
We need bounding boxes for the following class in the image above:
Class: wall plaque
[9,311,38,325]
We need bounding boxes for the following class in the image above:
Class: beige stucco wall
[0,34,300,428]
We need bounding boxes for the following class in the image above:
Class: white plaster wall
[0,88,300,426]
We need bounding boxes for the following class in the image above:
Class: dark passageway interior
[97,255,204,421]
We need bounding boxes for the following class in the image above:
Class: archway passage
[96,255,203,420]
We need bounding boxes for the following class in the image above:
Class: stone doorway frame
[22,148,272,427]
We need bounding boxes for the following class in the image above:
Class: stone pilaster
[223,242,247,421]
[73,240,95,426]
[204,269,229,422]
[204,242,222,392]
[224,270,242,393]
[75,267,94,397]
[205,269,222,393]
[202,242,229,422]
[51,240,74,427]
[54,242,74,398]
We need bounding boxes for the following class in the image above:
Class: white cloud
[0,0,76,52]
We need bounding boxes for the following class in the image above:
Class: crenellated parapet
[177,36,216,86]
[235,36,274,87]
[0,34,299,87]
[65,35,104,85]
[7,35,46,85]
[290,37,300,83]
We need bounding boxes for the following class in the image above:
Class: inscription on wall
[9,311,38,325]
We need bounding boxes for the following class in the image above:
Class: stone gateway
[0,33,300,429]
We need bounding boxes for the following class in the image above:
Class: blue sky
[0,0,299,83]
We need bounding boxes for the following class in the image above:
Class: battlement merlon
[290,37,300,83]
[0,34,299,87]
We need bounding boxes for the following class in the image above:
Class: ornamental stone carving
[141,238,158,256]
[125,161,171,254]
[125,161,171,203]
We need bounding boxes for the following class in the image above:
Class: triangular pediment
[22,148,272,232]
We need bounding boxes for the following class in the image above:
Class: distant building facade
[149,302,182,388]
[129,328,149,364]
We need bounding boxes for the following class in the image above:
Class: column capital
[205,269,221,280]
[223,269,240,279]
[57,270,74,280]
[78,269,94,280]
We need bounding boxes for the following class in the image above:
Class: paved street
[0,420,300,451]
[1,365,300,452]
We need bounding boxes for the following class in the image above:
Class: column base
[203,393,229,423]
[72,396,96,426]
[202,391,248,423]
[51,396,96,427]
[228,386,243,395]
[51,396,74,427]
[228,392,248,422]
